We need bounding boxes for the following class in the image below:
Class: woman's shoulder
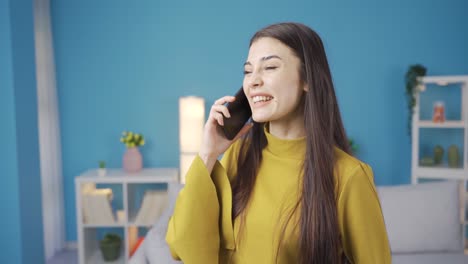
[333,147,374,191]
[334,147,363,170]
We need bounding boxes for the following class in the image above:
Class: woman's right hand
[198,95,253,173]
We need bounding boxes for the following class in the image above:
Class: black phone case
[222,87,252,140]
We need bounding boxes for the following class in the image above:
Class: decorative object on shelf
[116,210,125,223]
[99,233,122,261]
[120,131,145,173]
[433,145,444,165]
[432,101,446,123]
[419,156,435,166]
[128,226,138,256]
[82,187,115,224]
[134,190,168,225]
[98,160,106,177]
[179,96,205,184]
[123,147,143,173]
[448,145,460,168]
[405,64,427,138]
[130,237,145,257]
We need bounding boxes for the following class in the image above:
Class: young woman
[166,22,391,264]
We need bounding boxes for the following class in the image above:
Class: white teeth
[252,96,273,103]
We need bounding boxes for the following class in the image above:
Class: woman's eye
[243,70,251,75]
[265,66,277,70]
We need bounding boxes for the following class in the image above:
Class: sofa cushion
[392,252,468,264]
[377,181,463,253]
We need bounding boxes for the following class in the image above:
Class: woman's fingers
[209,96,235,126]
[212,111,224,126]
[214,96,236,106]
[212,104,230,118]
[216,112,224,126]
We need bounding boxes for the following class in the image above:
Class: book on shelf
[134,190,168,226]
[81,186,115,224]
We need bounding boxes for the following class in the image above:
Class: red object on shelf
[130,237,145,257]
[432,101,445,123]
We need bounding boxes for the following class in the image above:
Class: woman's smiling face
[243,37,307,124]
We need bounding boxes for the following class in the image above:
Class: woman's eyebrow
[244,55,282,66]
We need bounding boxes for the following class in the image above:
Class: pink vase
[123,147,143,173]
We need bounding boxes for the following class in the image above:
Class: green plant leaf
[405,64,427,139]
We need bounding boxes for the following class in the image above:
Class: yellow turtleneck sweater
[166,128,391,263]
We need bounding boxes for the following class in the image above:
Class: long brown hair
[231,22,351,264]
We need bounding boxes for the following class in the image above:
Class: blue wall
[50,0,468,241]
[0,0,44,263]
[0,0,22,262]
[10,0,45,262]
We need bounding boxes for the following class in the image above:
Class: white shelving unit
[411,75,468,182]
[410,75,468,253]
[75,168,178,264]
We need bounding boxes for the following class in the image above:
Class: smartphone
[222,87,252,140]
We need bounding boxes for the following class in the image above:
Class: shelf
[421,75,468,85]
[83,222,154,228]
[417,120,466,128]
[76,168,179,184]
[414,166,466,180]
[127,221,154,228]
[83,222,125,228]
[413,75,468,250]
[87,248,126,264]
[76,168,178,264]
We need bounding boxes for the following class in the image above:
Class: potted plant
[405,64,427,138]
[99,233,122,261]
[120,131,146,173]
[98,160,106,177]
[348,138,358,155]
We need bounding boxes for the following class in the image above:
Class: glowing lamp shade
[179,96,205,183]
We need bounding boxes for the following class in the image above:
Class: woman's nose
[248,72,263,89]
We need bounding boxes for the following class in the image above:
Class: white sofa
[130,181,468,264]
[378,181,468,263]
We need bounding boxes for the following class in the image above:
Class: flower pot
[99,235,122,261]
[98,168,107,177]
[123,147,143,173]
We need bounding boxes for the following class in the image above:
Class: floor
[47,249,78,264]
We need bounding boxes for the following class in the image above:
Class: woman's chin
[252,114,271,123]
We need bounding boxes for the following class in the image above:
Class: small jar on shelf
[432,101,446,123]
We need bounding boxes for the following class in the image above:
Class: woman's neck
[268,113,305,140]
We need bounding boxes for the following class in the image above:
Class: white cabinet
[410,75,468,252]
[411,75,468,182]
[75,168,178,264]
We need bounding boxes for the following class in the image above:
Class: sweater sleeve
[337,163,392,264]
[165,141,240,264]
[165,156,220,263]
